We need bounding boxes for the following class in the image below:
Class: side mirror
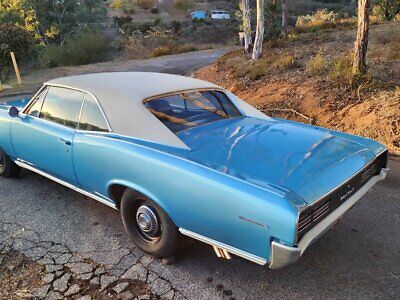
[8,106,19,118]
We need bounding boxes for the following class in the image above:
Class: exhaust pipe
[212,246,232,260]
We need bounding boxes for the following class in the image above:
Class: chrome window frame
[77,92,111,133]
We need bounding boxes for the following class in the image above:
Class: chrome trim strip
[270,168,389,269]
[15,160,117,210]
[179,228,267,265]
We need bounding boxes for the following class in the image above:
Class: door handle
[59,138,72,146]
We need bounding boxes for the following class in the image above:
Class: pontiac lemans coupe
[0,72,389,269]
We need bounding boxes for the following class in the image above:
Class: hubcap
[136,205,160,241]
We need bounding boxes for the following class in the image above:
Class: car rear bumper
[269,168,389,269]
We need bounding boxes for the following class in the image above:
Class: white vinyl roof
[46,72,268,149]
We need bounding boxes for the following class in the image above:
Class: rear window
[144,90,242,133]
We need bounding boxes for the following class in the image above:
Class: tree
[241,0,252,54]
[0,0,107,45]
[281,0,288,38]
[0,24,35,81]
[353,0,370,75]
[252,0,265,59]
[374,0,400,20]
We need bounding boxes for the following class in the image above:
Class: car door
[11,86,85,185]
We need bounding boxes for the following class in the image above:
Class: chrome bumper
[269,168,389,269]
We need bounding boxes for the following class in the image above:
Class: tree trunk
[241,0,252,54]
[281,0,288,38]
[353,0,370,75]
[252,0,265,60]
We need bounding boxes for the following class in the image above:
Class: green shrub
[39,32,110,68]
[306,54,328,75]
[0,24,35,81]
[173,0,194,11]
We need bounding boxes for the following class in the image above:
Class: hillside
[194,22,400,154]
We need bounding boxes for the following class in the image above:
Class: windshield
[144,90,242,133]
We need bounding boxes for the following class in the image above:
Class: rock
[55,271,64,277]
[121,264,147,281]
[46,264,63,273]
[139,255,154,268]
[118,290,135,300]
[94,266,106,275]
[33,284,50,298]
[100,275,117,291]
[90,276,100,286]
[65,284,81,297]
[77,295,92,300]
[150,278,171,296]
[43,273,55,284]
[77,272,93,280]
[46,291,64,300]
[53,273,71,293]
[67,262,94,274]
[138,295,150,300]
[36,258,54,265]
[113,282,129,293]
[55,253,72,265]
[162,290,175,300]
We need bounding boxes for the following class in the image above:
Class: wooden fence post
[10,52,23,86]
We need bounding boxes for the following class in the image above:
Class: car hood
[178,117,383,204]
[0,97,30,110]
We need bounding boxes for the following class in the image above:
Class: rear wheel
[0,148,21,178]
[120,189,179,258]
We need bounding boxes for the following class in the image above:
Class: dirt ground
[194,22,400,155]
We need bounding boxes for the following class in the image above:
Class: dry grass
[328,53,354,85]
[149,44,198,57]
[136,0,153,9]
[306,54,328,75]
[173,0,194,11]
[231,53,296,80]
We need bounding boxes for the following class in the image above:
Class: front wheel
[0,148,21,178]
[120,189,179,258]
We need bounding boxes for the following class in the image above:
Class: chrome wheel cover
[136,205,160,242]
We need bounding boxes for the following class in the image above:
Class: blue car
[0,72,389,269]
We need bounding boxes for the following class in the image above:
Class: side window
[40,87,84,129]
[25,88,47,117]
[78,94,109,132]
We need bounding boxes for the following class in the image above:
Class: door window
[40,87,85,129]
[78,94,109,132]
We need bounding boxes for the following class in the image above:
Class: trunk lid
[178,117,378,204]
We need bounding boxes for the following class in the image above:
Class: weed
[328,53,353,85]
[173,0,194,11]
[137,0,153,9]
[306,54,328,75]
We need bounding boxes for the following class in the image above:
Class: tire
[0,148,21,178]
[120,189,179,258]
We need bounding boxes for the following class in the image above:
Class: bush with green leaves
[0,24,35,81]
[38,32,110,68]
[372,0,400,21]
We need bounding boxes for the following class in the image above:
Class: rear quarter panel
[72,132,299,261]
